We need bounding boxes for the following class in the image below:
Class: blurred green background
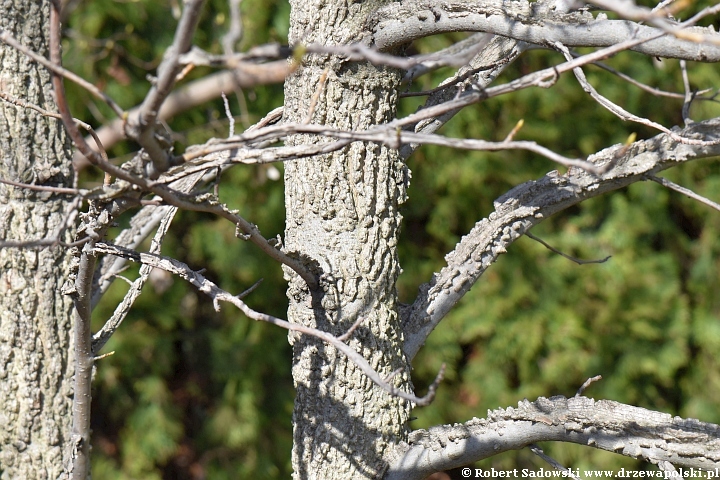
[61,0,720,477]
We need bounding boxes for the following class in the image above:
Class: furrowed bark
[0,1,75,477]
[282,0,413,477]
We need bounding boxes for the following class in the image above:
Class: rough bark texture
[0,1,75,478]
[386,396,720,479]
[282,0,412,477]
[370,0,720,60]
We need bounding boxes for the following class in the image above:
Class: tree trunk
[283,0,411,477]
[0,1,75,478]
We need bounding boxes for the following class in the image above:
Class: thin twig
[0,28,124,117]
[680,60,694,125]
[576,375,603,396]
[529,444,581,480]
[221,92,235,137]
[337,315,367,342]
[566,54,705,100]
[93,351,115,361]
[526,231,611,265]
[0,90,111,173]
[237,278,263,299]
[304,66,331,124]
[503,119,524,142]
[555,42,719,147]
[93,242,444,406]
[0,177,83,195]
[647,175,720,212]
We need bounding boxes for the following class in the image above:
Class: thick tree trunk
[283,0,411,477]
[0,1,75,478]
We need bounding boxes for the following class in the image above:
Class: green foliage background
[61,0,720,477]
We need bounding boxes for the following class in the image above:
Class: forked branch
[92,242,444,407]
[402,117,720,360]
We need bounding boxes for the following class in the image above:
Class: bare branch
[525,231,611,265]
[588,0,720,45]
[128,0,207,177]
[401,35,526,159]
[384,396,720,480]
[647,175,720,213]
[92,242,442,407]
[0,27,125,117]
[555,42,712,146]
[221,0,243,55]
[91,206,178,354]
[90,108,291,306]
[401,117,720,361]
[73,71,245,170]
[391,34,665,140]
[402,33,494,83]
[370,0,720,61]
[176,121,596,172]
[529,444,580,480]
[394,36,720,152]
[91,204,177,307]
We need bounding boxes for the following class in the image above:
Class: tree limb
[91,242,443,407]
[370,0,720,61]
[127,0,207,177]
[384,396,720,480]
[401,117,720,361]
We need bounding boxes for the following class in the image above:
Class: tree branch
[91,242,444,407]
[401,117,720,361]
[370,0,720,61]
[400,35,527,159]
[387,34,720,149]
[384,396,720,480]
[91,205,178,353]
[127,0,207,177]
[73,71,244,170]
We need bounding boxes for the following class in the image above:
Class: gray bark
[401,118,720,359]
[0,1,75,478]
[386,396,720,480]
[282,0,412,477]
[370,0,720,60]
